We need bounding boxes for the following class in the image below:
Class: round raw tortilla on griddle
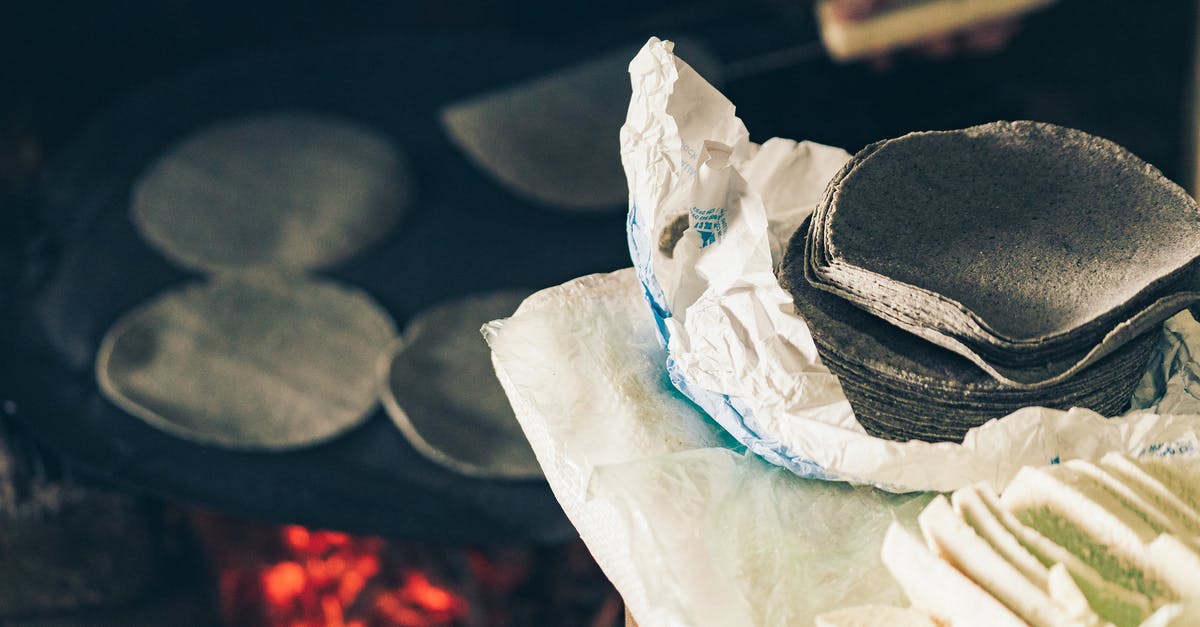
[96,271,397,450]
[439,41,721,213]
[132,112,411,272]
[378,290,541,480]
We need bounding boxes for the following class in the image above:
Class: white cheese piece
[1139,458,1200,513]
[1047,564,1110,627]
[1002,465,1174,601]
[1105,455,1200,532]
[813,605,937,627]
[954,485,1050,588]
[880,522,1027,627]
[859,458,1200,627]
[1065,460,1195,549]
[1099,454,1200,537]
[1137,600,1200,627]
[978,482,1155,626]
[920,494,1078,627]
[1147,534,1200,600]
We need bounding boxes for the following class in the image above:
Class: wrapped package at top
[621,37,1200,493]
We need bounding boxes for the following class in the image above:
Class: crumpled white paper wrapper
[485,269,931,627]
[484,267,1200,626]
[621,36,1200,493]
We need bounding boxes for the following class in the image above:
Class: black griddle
[3,0,1192,543]
[0,34,645,544]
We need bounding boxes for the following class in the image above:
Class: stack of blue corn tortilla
[779,121,1200,442]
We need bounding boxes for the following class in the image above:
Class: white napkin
[485,269,1200,626]
[486,270,929,627]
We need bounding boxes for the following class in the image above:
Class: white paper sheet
[485,269,929,627]
[485,269,1200,627]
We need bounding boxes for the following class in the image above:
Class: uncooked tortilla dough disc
[379,290,541,480]
[96,272,398,450]
[132,112,410,272]
[439,40,720,213]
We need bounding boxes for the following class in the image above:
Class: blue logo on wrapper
[627,200,834,481]
[690,207,727,248]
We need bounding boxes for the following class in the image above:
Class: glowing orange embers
[262,561,306,607]
[373,572,468,626]
[192,513,472,627]
[187,509,621,627]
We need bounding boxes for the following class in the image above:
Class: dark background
[2,0,1195,189]
[1,0,1195,541]
[0,0,1195,624]
[1,0,1196,556]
